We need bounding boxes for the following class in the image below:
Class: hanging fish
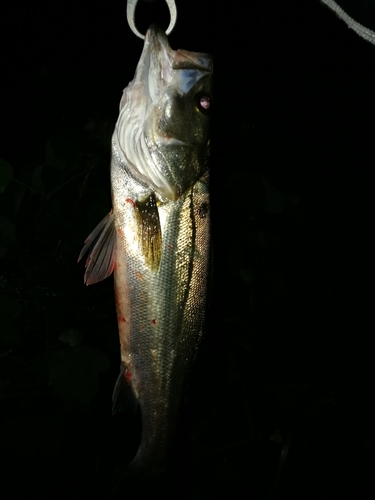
[78,24,213,478]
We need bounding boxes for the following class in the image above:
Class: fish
[78,24,213,479]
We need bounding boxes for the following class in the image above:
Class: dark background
[0,0,374,498]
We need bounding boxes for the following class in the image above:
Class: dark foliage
[1,1,374,499]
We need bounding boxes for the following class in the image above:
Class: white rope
[321,0,375,45]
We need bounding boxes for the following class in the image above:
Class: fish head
[115,25,213,200]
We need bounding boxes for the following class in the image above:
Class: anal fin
[112,362,138,415]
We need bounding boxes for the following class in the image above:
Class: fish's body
[79,25,213,476]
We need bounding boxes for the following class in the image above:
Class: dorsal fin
[78,211,116,285]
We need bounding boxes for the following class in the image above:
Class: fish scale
[121,178,209,473]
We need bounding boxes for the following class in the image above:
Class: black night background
[0,0,374,498]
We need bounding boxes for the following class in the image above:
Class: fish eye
[199,96,211,110]
[196,94,211,115]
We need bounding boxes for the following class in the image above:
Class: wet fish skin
[79,24,213,477]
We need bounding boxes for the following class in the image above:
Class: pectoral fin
[135,193,162,272]
[78,211,116,285]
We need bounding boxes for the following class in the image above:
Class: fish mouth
[142,25,173,95]
[146,24,213,73]
[145,24,170,58]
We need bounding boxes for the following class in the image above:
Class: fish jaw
[115,25,213,201]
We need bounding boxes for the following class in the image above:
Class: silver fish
[78,25,213,476]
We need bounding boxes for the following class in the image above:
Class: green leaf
[84,117,114,146]
[13,183,27,214]
[0,295,22,346]
[59,328,83,346]
[0,216,16,258]
[0,159,13,193]
[45,126,81,170]
[42,164,64,194]
[270,429,283,444]
[261,177,286,214]
[30,164,45,195]
[50,346,109,403]
[0,295,21,319]
[238,268,253,284]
